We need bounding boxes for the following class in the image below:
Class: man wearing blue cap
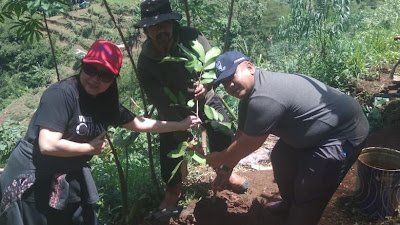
[134,0,248,214]
[207,51,369,225]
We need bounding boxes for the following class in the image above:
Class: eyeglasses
[82,64,116,83]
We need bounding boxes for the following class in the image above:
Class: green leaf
[194,58,203,72]
[201,70,216,79]
[204,105,215,120]
[160,56,188,63]
[204,47,221,69]
[187,99,195,108]
[191,40,205,63]
[203,62,215,71]
[191,151,206,164]
[124,132,140,146]
[201,78,214,84]
[184,59,195,73]
[217,112,224,122]
[163,87,178,104]
[113,133,124,146]
[177,43,194,61]
[168,160,183,183]
[210,121,232,135]
[204,105,220,120]
[167,142,188,158]
[220,122,232,129]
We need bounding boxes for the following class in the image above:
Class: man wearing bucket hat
[0,40,201,225]
[134,0,248,214]
[206,51,370,225]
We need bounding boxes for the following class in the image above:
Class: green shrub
[0,120,26,167]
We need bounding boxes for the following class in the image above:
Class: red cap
[82,40,123,75]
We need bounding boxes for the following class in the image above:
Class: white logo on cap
[234,57,245,64]
[216,61,226,72]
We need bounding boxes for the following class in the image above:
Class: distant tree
[0,0,65,81]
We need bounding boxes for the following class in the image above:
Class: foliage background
[0,0,400,224]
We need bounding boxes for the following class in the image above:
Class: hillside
[0,2,141,125]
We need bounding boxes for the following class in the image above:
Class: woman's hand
[180,115,202,130]
[39,128,108,157]
[88,131,107,155]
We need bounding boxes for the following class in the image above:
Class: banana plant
[160,40,234,182]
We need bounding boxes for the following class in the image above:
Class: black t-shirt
[23,75,136,204]
[25,75,135,171]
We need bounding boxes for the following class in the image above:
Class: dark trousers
[160,95,234,186]
[271,139,365,225]
[0,197,98,225]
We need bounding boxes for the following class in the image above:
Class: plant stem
[103,0,160,193]
[105,133,128,217]
[218,95,238,121]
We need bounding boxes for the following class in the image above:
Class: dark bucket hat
[134,0,182,28]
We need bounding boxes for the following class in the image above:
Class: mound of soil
[140,126,400,225]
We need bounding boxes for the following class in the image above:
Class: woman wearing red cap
[0,40,201,225]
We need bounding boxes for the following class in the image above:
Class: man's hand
[212,167,232,191]
[206,151,224,169]
[194,81,207,100]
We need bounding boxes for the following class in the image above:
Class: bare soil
[139,73,400,225]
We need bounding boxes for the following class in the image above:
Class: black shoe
[264,200,290,214]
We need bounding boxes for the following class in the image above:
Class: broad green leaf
[220,122,232,129]
[167,148,185,158]
[212,106,220,120]
[163,87,178,104]
[113,133,123,146]
[191,151,206,164]
[187,99,195,108]
[27,0,41,12]
[204,105,215,120]
[203,62,215,71]
[184,59,195,73]
[210,121,232,135]
[160,56,188,63]
[168,160,183,183]
[178,43,194,61]
[204,105,220,120]
[194,58,203,72]
[201,70,216,79]
[201,78,214,84]
[204,47,221,68]
[2,12,13,20]
[191,40,205,63]
[167,142,188,158]
[42,4,49,12]
[14,5,23,18]
[124,132,140,146]
[217,111,224,122]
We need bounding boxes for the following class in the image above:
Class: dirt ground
[139,72,400,225]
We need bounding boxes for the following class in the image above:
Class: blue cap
[214,51,249,88]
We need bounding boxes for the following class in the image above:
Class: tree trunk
[183,0,191,27]
[43,12,60,81]
[223,0,235,52]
